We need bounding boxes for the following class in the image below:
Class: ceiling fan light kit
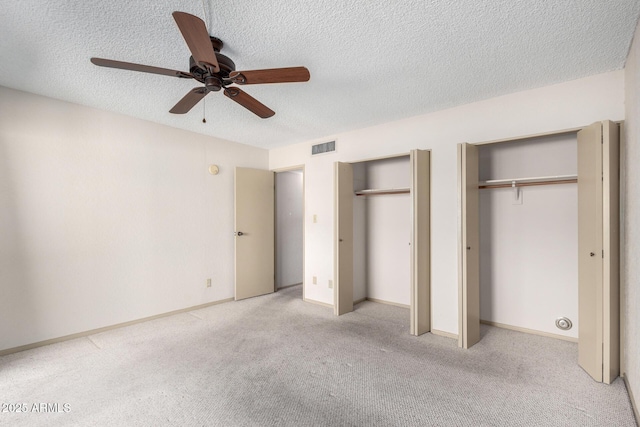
[90,11,310,119]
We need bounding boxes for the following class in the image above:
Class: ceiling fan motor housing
[189,37,236,83]
[205,76,222,92]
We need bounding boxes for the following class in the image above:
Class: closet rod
[479,179,577,189]
[479,174,577,189]
[355,188,410,196]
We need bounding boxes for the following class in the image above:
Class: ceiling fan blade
[169,87,209,114]
[228,67,310,85]
[172,11,220,73]
[91,58,192,78]
[224,87,275,118]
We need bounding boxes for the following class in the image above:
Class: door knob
[235,231,244,236]
[590,252,595,257]
[467,246,471,250]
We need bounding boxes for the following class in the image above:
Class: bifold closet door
[410,149,431,336]
[457,143,480,349]
[334,162,354,316]
[602,121,620,385]
[577,121,620,384]
[234,167,275,301]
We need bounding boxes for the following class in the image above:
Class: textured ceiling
[1,1,639,149]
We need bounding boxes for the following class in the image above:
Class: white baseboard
[0,297,234,357]
[364,297,410,309]
[480,320,578,343]
[431,329,458,340]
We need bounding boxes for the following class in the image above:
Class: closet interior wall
[478,134,579,339]
[353,156,411,306]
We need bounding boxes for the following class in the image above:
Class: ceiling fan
[91,11,310,118]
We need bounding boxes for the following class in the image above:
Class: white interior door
[234,167,275,301]
[578,121,620,384]
[458,143,480,349]
[577,122,604,382]
[334,162,354,316]
[410,149,431,336]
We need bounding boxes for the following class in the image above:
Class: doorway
[275,167,304,298]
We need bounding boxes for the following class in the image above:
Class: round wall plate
[208,165,219,175]
[555,317,572,330]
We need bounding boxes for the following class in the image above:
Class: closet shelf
[479,174,577,189]
[355,187,410,196]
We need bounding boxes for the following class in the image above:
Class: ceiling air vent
[311,141,336,156]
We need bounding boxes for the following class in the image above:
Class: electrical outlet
[206,278,212,288]
[312,276,317,285]
[313,214,317,223]
[328,280,333,289]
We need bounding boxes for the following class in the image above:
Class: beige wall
[0,86,268,352]
[270,70,625,335]
[623,17,640,414]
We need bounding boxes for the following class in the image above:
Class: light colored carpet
[0,285,636,426]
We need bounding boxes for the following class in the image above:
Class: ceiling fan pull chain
[202,97,207,123]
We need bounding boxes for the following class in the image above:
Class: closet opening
[352,156,412,316]
[458,121,620,384]
[335,149,431,336]
[275,167,304,299]
[477,133,579,343]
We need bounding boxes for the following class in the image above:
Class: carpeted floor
[0,285,636,426]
